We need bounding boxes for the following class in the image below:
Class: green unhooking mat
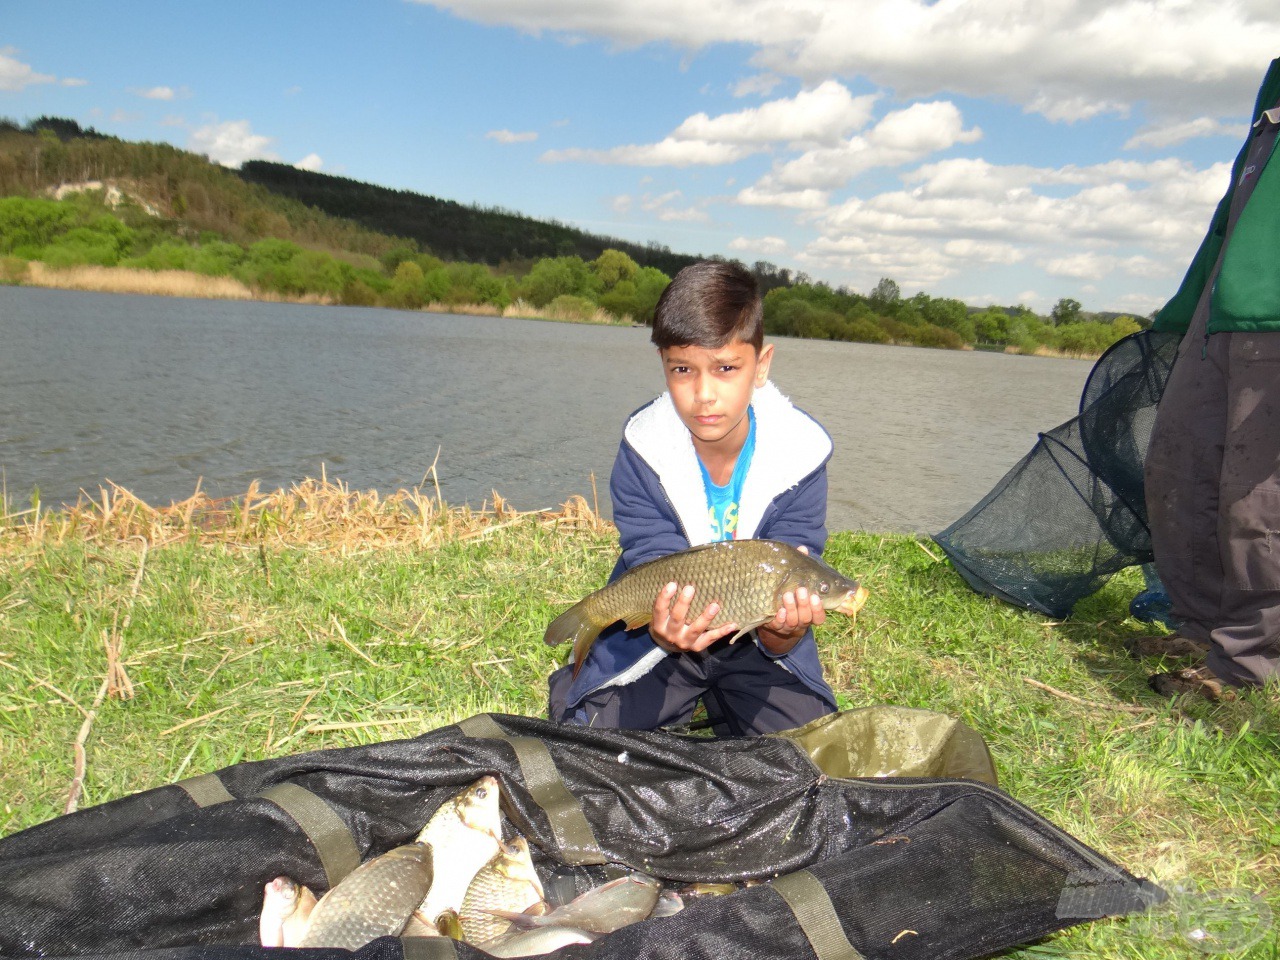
[0,707,1160,960]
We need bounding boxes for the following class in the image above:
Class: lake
[0,286,1092,534]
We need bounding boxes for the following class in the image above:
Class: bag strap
[173,772,234,807]
[400,936,459,960]
[458,714,605,865]
[260,782,362,887]
[771,869,866,960]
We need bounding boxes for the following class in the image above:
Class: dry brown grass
[0,472,612,553]
[502,299,633,326]
[22,263,335,305]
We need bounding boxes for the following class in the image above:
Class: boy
[547,261,838,735]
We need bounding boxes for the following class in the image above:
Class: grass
[1,479,1277,959]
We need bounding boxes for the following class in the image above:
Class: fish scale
[298,843,433,949]
[543,539,868,676]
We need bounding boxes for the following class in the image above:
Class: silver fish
[258,875,318,947]
[298,843,433,949]
[415,775,504,929]
[482,925,597,957]
[493,873,662,935]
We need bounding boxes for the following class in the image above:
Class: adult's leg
[1145,311,1228,647]
[1208,331,1280,686]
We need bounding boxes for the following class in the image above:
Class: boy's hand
[649,582,740,654]
[756,545,825,656]
[756,586,826,655]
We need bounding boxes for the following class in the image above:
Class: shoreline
[2,261,1101,359]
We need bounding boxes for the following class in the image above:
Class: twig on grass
[330,615,382,668]
[303,717,426,734]
[159,705,235,737]
[913,539,942,563]
[1024,677,1152,715]
[65,674,111,814]
[65,541,148,814]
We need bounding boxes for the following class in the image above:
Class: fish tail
[542,603,605,677]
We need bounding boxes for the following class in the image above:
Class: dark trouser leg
[1146,323,1280,687]
[549,654,707,730]
[707,641,834,736]
[1145,312,1227,645]
[1208,331,1280,686]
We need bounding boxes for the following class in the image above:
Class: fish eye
[819,581,830,593]
[475,786,489,799]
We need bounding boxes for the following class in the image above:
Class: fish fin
[729,619,769,644]
[544,602,606,678]
[482,908,543,930]
[621,611,653,630]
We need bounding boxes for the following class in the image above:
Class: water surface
[0,287,1090,533]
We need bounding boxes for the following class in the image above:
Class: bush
[546,294,600,321]
[0,256,28,284]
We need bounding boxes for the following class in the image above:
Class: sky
[3,1,1280,316]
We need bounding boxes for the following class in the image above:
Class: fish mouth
[834,584,869,617]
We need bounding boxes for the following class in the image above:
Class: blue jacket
[559,381,838,710]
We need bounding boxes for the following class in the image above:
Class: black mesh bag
[935,330,1181,617]
[0,709,1159,960]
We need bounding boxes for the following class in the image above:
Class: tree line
[0,117,1145,355]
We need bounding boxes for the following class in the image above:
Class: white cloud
[790,150,1229,297]
[131,86,178,101]
[1040,252,1116,281]
[736,184,829,209]
[640,190,709,222]
[0,49,55,91]
[487,128,538,143]
[730,235,788,254]
[61,77,88,88]
[543,138,753,166]
[760,100,981,191]
[732,73,781,97]
[295,153,323,171]
[545,82,875,167]
[418,0,1280,121]
[1125,117,1241,150]
[188,120,279,167]
[671,81,878,146]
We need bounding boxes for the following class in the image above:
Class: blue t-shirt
[697,407,756,541]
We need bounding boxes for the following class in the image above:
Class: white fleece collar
[623,381,832,544]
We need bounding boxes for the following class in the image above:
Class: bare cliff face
[49,179,164,217]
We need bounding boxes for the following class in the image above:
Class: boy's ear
[756,343,775,385]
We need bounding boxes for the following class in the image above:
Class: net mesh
[934,330,1180,617]
[0,712,1158,960]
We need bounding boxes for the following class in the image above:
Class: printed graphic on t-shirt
[707,498,739,540]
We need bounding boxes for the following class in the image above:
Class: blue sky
[4,1,1279,315]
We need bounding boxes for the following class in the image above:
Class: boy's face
[660,338,774,456]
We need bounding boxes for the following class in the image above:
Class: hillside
[238,161,705,276]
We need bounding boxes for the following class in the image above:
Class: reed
[21,263,336,305]
[0,474,611,554]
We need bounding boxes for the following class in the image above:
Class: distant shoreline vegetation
[0,116,1145,359]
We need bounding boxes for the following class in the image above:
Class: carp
[297,842,433,949]
[415,775,504,930]
[460,836,546,944]
[544,539,868,675]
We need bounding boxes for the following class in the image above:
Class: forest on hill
[0,117,1145,356]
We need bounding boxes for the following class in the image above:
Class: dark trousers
[1144,312,1280,687]
[547,639,834,736]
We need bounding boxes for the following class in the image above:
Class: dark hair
[651,261,763,351]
